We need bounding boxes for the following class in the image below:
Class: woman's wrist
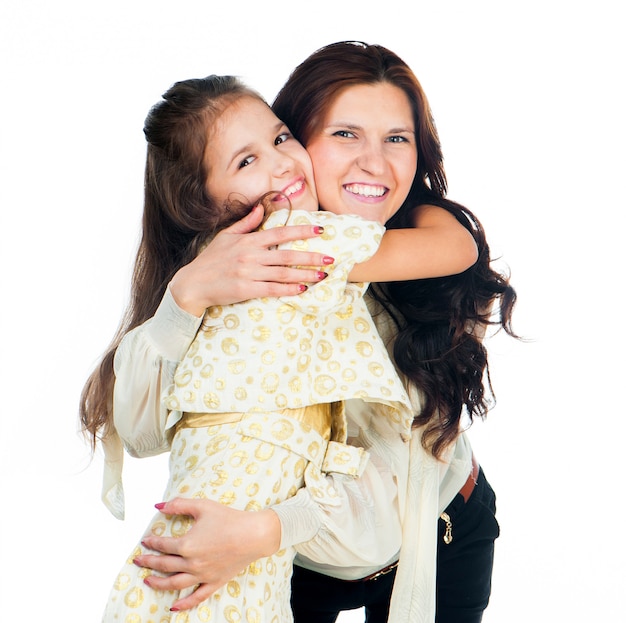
[168,270,209,317]
[143,286,203,361]
[253,509,282,557]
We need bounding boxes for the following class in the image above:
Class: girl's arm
[348,204,478,283]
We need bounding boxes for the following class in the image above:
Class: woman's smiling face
[305,82,418,225]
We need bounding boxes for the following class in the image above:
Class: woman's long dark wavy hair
[80,75,263,448]
[274,41,518,458]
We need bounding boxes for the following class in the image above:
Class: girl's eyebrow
[227,143,253,168]
[227,121,286,168]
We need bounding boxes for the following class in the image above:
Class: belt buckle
[366,560,399,581]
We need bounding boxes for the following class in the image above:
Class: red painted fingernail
[322,256,334,265]
[317,271,328,280]
[170,607,180,612]
[298,284,308,292]
[155,502,166,510]
[314,226,324,234]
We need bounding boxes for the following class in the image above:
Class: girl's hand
[133,498,281,611]
[169,205,333,316]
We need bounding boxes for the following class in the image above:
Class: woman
[116,42,517,622]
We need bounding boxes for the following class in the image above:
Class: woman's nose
[355,142,386,175]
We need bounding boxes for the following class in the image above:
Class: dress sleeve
[272,211,385,315]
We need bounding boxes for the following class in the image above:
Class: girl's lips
[280,178,305,199]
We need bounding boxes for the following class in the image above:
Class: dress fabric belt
[177,402,333,440]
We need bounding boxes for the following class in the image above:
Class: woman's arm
[348,204,478,283]
[112,288,202,457]
[169,204,332,316]
[134,446,402,611]
[135,498,282,609]
[113,208,330,452]
[135,500,280,610]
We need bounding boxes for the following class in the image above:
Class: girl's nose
[271,149,294,177]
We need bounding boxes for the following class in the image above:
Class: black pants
[290,468,499,623]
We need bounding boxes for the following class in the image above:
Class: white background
[1,1,624,621]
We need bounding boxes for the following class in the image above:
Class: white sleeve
[272,444,402,571]
[112,287,202,457]
[102,287,202,519]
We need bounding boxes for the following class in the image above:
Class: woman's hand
[169,205,333,316]
[134,498,282,611]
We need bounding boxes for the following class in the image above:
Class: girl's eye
[238,155,255,169]
[275,132,290,145]
[333,130,355,139]
[387,135,409,143]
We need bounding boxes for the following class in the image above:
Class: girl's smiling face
[205,96,318,212]
[305,82,418,225]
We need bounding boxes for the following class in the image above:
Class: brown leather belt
[347,560,399,582]
[459,453,480,503]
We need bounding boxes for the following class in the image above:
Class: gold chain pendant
[440,512,453,545]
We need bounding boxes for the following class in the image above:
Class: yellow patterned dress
[101,210,412,623]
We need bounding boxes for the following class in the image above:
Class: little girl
[95,75,417,622]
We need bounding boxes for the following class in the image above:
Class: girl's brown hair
[80,75,264,448]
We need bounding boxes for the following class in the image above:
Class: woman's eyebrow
[325,121,414,134]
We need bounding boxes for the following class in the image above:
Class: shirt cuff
[145,286,203,361]
[272,490,322,549]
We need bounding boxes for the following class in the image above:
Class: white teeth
[284,180,303,196]
[345,184,386,197]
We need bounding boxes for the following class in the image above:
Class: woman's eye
[388,135,409,143]
[275,132,290,145]
[333,130,355,138]
[238,155,255,169]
